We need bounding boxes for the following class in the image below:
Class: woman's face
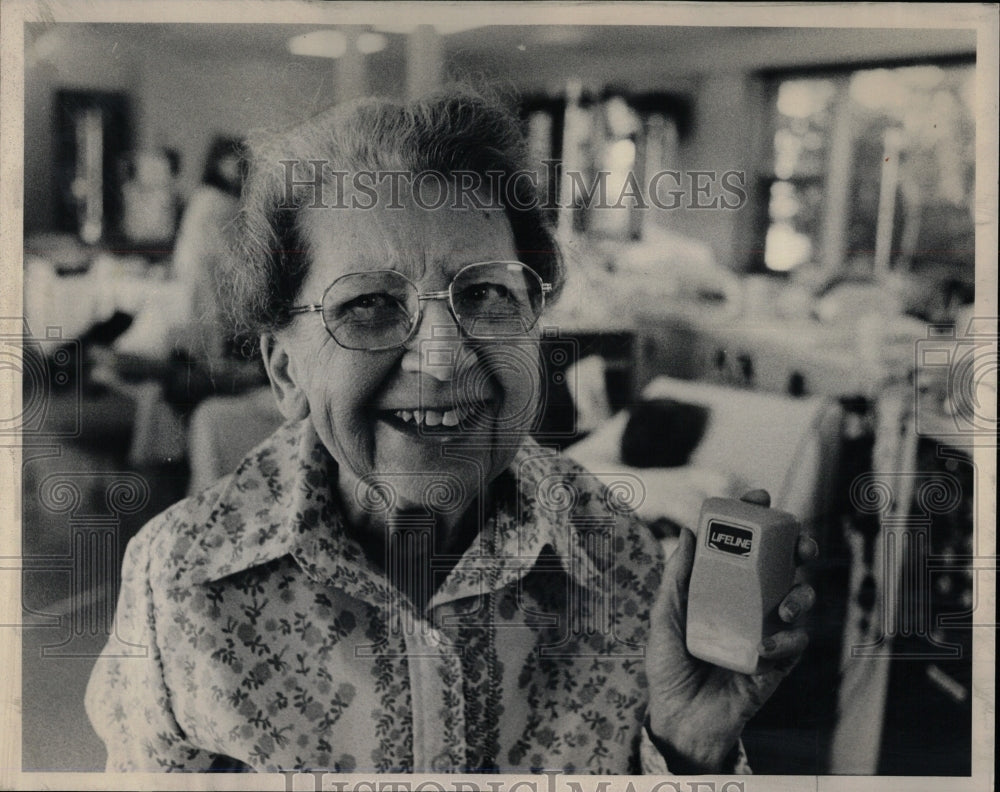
[263,185,542,527]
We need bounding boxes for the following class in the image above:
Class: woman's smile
[375,398,500,440]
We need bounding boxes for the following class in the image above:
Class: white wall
[136,54,335,197]
[136,48,404,197]
[661,72,769,269]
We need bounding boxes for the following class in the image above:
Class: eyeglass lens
[321,262,544,350]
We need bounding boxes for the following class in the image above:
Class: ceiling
[27,22,976,75]
[28,23,747,62]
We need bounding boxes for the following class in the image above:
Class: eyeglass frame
[287,260,553,352]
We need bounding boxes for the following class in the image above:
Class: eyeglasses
[288,260,552,351]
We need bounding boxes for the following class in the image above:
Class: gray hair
[222,87,564,345]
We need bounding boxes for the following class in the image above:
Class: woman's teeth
[393,407,464,427]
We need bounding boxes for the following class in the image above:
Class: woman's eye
[349,294,389,309]
[337,293,402,319]
[465,283,514,303]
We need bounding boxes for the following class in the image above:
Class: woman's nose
[399,299,463,382]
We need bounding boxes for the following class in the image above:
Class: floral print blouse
[85,419,746,774]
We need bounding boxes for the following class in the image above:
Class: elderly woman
[86,89,815,774]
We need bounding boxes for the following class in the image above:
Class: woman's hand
[645,490,818,772]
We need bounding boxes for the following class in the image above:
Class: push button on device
[686,497,799,675]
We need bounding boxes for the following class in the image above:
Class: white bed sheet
[565,375,840,532]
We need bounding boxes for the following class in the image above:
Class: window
[757,60,975,278]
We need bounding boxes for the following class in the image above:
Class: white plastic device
[686,497,799,674]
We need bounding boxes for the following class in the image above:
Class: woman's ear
[260,333,310,421]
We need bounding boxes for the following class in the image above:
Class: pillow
[620,398,710,468]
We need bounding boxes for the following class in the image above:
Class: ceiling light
[374,23,483,36]
[356,32,388,54]
[288,29,347,58]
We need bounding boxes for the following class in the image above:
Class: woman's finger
[739,489,771,508]
[662,527,697,606]
[757,627,809,660]
[778,583,816,623]
[649,527,698,666]
[796,534,819,563]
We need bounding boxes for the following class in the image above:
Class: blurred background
[17,14,986,777]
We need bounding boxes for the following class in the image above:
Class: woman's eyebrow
[338,249,508,281]
[340,249,427,281]
[431,255,505,280]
